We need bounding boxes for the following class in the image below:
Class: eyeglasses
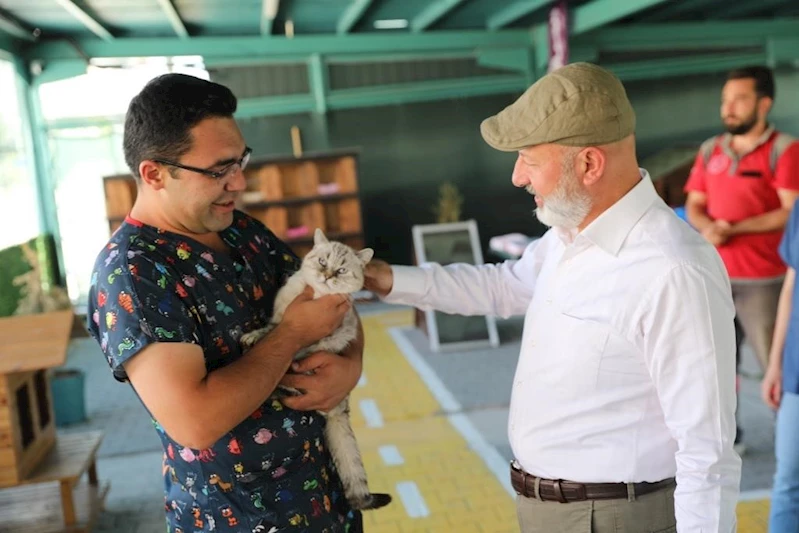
[153,146,253,180]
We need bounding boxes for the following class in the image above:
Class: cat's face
[301,229,374,295]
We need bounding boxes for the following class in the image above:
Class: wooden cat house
[0,309,75,487]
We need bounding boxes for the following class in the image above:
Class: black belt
[510,462,675,503]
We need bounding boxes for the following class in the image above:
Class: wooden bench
[0,430,109,532]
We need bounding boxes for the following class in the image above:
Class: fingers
[291,352,330,373]
[280,372,311,391]
[280,392,318,411]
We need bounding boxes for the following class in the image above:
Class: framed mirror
[411,220,500,352]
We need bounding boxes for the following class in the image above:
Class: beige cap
[480,62,635,151]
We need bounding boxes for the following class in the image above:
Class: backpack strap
[771,132,797,175]
[699,136,721,168]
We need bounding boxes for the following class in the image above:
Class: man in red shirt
[685,66,799,454]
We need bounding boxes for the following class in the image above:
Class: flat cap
[480,62,635,151]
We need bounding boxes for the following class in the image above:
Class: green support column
[530,24,549,82]
[13,56,66,284]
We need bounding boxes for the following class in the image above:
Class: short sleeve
[779,198,799,269]
[86,246,201,382]
[683,150,708,194]
[774,142,799,192]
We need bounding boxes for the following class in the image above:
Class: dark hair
[123,73,237,179]
[726,66,775,101]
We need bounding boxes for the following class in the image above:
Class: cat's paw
[349,492,392,511]
[240,327,271,349]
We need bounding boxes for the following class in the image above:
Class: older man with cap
[364,62,741,531]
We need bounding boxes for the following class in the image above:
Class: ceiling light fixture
[374,19,409,29]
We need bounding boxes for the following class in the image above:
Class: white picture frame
[411,219,501,353]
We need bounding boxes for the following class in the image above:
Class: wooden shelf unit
[102,150,365,258]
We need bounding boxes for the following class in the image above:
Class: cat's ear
[357,248,374,264]
[314,228,329,245]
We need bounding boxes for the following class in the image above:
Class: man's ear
[578,147,606,187]
[758,96,773,118]
[139,161,167,190]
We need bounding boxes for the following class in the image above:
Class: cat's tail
[352,492,392,510]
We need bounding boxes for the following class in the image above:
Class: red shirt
[684,128,799,279]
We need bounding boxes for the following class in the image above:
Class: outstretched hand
[363,259,394,298]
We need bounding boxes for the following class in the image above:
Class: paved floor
[26,305,779,531]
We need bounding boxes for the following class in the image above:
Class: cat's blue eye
[319,258,326,267]
[337,268,347,275]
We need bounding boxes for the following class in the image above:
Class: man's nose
[511,157,529,188]
[225,167,247,192]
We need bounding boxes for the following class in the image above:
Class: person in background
[762,198,799,531]
[86,73,364,532]
[684,65,799,455]
[365,62,740,532]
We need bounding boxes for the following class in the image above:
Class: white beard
[529,164,591,230]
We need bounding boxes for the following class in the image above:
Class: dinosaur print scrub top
[86,210,361,533]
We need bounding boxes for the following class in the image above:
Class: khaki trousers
[515,482,676,533]
[731,277,783,372]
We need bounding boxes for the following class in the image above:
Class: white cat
[240,228,391,511]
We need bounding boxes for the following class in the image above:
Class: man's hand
[701,220,732,246]
[279,286,351,348]
[762,363,783,410]
[364,259,394,298]
[279,352,360,412]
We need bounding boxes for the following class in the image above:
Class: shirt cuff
[383,265,427,304]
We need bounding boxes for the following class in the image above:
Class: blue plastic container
[50,369,86,426]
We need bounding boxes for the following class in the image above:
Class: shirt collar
[570,168,659,256]
[720,124,775,158]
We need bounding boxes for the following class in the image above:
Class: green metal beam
[337,0,373,35]
[488,1,551,31]
[476,47,533,76]
[327,75,527,110]
[530,23,548,79]
[571,0,671,35]
[0,33,20,55]
[605,52,766,82]
[31,59,87,85]
[636,0,730,23]
[715,0,788,20]
[261,0,278,36]
[767,37,799,65]
[308,54,328,113]
[53,0,113,41]
[411,0,468,32]
[155,0,189,38]
[327,51,473,64]
[0,10,36,41]
[26,31,531,61]
[235,94,315,119]
[580,18,799,51]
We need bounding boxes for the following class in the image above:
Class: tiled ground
[13,305,780,532]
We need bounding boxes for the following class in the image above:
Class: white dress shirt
[384,171,741,532]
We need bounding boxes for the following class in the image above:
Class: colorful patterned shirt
[86,210,361,533]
